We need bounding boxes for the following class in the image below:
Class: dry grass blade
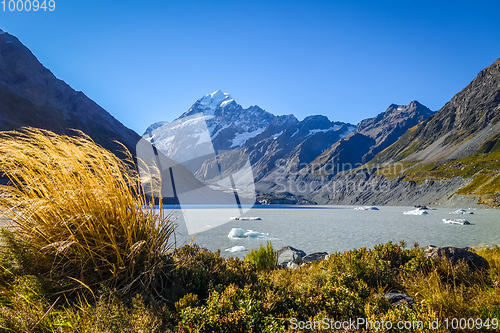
[27,296,60,333]
[0,127,175,297]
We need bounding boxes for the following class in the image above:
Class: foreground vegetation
[1,129,500,332]
[1,238,500,332]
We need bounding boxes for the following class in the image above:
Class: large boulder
[276,246,306,266]
[302,252,328,263]
[424,246,490,272]
[384,293,416,308]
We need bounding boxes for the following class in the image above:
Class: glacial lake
[167,205,500,258]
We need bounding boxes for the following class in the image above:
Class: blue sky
[2,0,500,134]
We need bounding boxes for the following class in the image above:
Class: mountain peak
[179,90,234,119]
[209,89,228,99]
[0,29,5,34]
[385,101,431,114]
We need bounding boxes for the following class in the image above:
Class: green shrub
[246,241,277,271]
[164,244,257,305]
[177,284,283,333]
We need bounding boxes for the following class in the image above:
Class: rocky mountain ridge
[299,100,435,179]
[293,59,500,207]
[0,30,140,154]
[375,59,500,164]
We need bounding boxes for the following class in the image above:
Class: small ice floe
[449,209,474,215]
[227,228,276,240]
[403,208,429,215]
[225,245,246,252]
[230,217,262,220]
[443,218,472,225]
[354,206,379,211]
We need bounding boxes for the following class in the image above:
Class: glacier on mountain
[307,125,341,136]
[230,127,266,148]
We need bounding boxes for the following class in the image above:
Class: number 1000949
[2,0,55,11]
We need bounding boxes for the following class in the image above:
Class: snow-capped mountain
[194,114,356,184]
[143,91,356,183]
[143,90,276,173]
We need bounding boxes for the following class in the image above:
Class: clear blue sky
[2,0,500,134]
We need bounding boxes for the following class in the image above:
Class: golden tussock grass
[0,128,175,298]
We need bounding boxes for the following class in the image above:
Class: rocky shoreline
[276,244,490,271]
[276,243,492,308]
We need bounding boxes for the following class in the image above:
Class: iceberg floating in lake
[449,209,474,215]
[403,209,429,215]
[354,206,379,211]
[227,228,276,240]
[443,218,472,225]
[225,245,246,252]
[230,216,262,220]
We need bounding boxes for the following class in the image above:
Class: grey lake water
[168,205,500,258]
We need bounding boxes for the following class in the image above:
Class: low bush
[246,241,277,271]
[165,244,257,305]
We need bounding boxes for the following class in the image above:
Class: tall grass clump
[0,128,175,298]
[246,241,277,271]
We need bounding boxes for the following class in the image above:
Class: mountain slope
[310,59,500,207]
[254,101,435,197]
[303,101,434,178]
[195,115,355,183]
[0,29,140,154]
[375,59,500,164]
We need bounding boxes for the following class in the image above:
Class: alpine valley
[1,28,499,207]
[144,59,500,207]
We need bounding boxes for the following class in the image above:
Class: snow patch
[290,129,299,138]
[307,125,341,137]
[220,99,234,107]
[230,127,266,148]
[272,131,283,139]
[340,125,356,139]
